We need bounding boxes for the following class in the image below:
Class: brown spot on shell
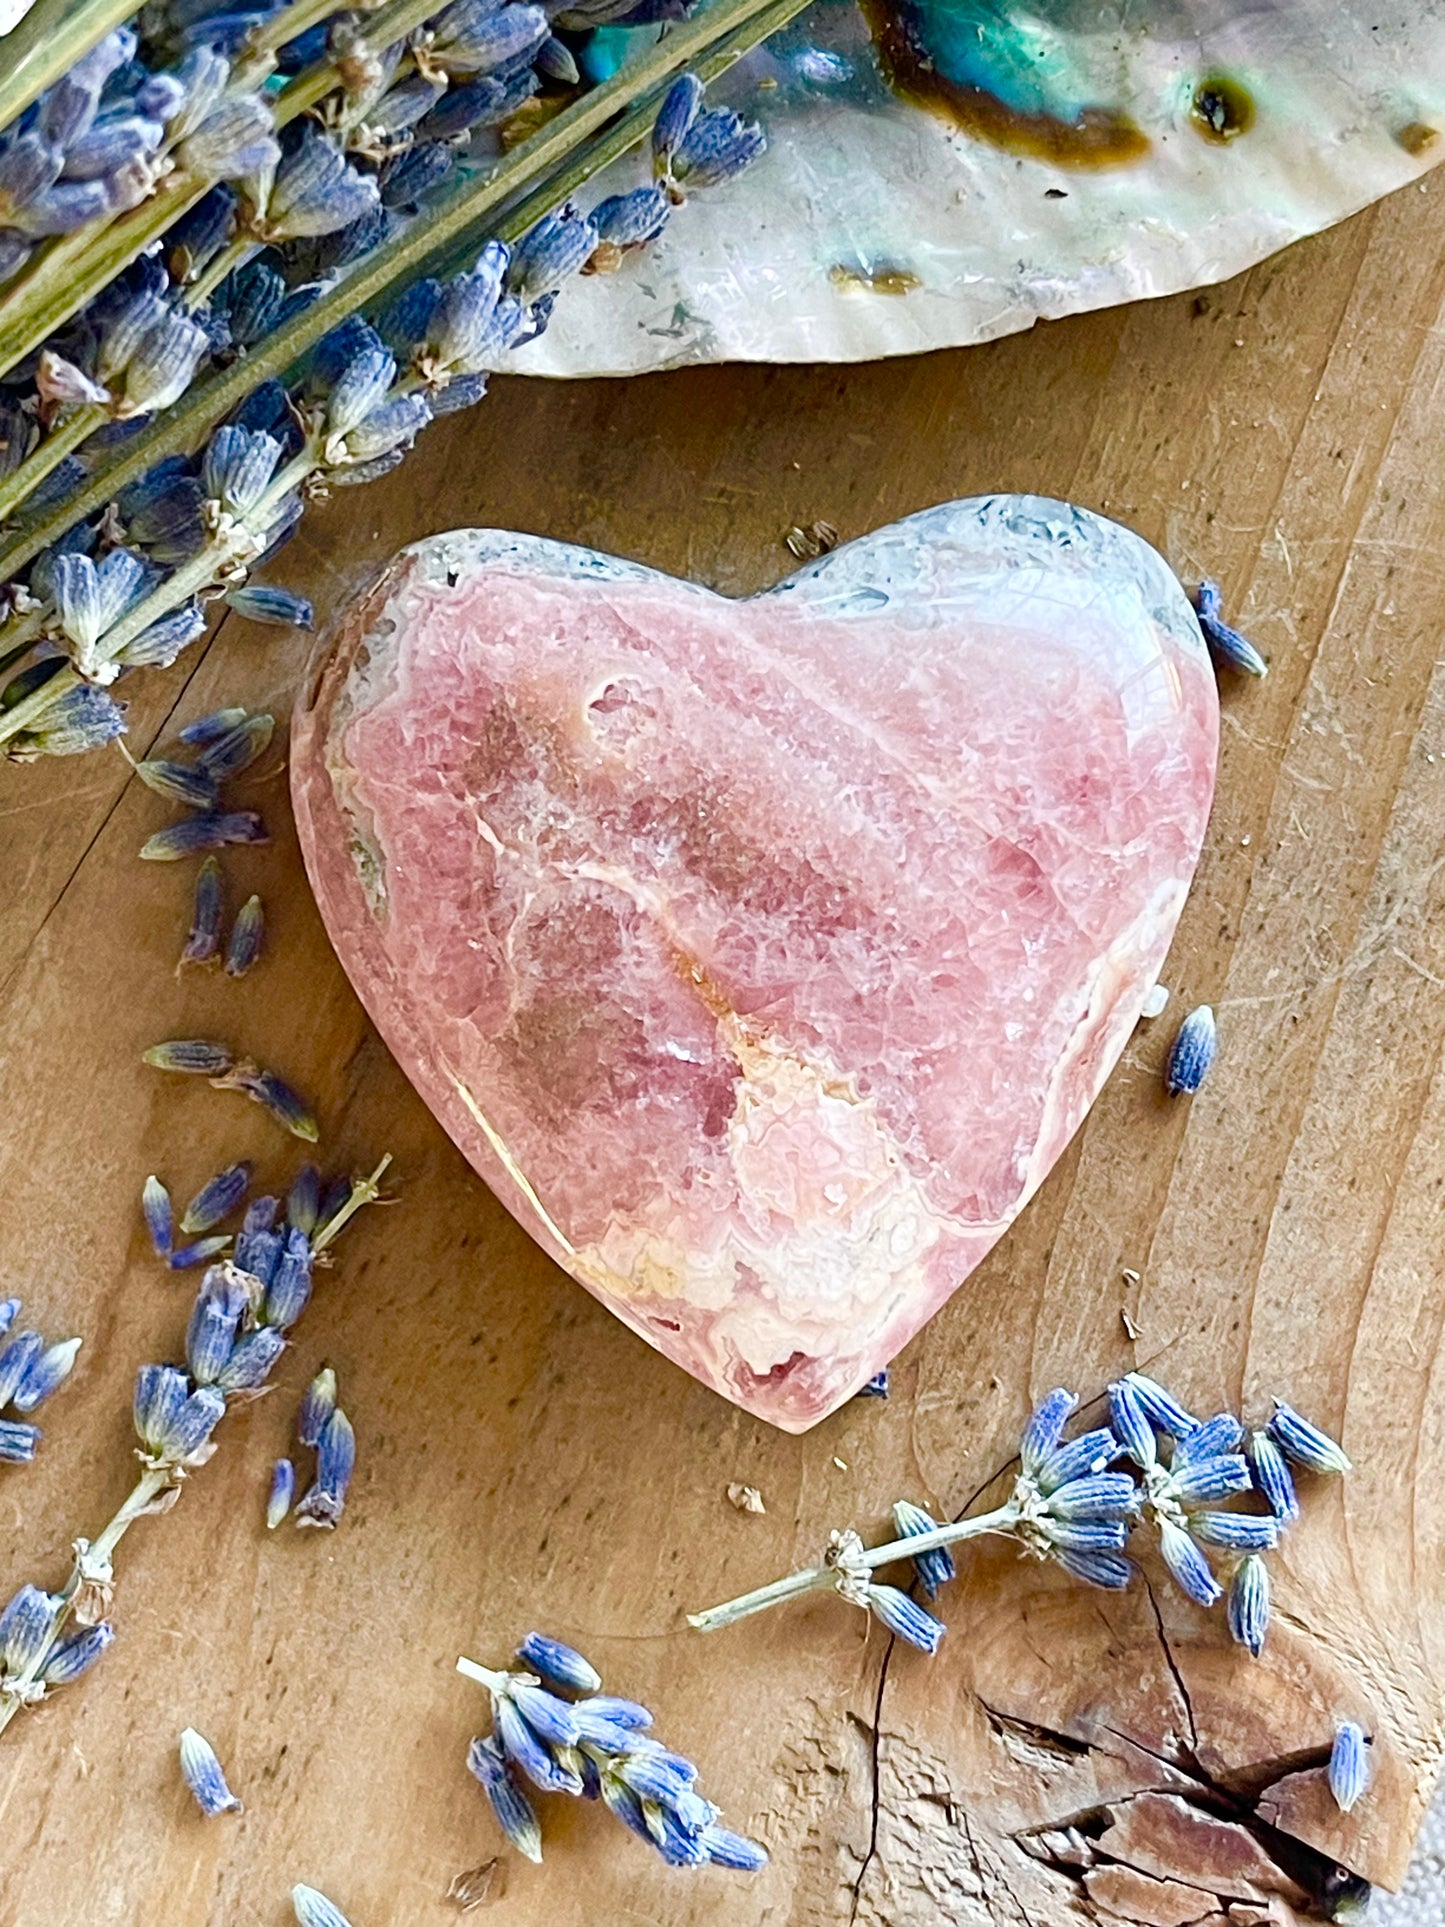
[1396,119,1438,156]
[1191,76,1255,144]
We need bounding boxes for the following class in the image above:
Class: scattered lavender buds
[144,1044,319,1140]
[225,894,265,977]
[1165,1004,1217,1095]
[181,1161,252,1235]
[1193,580,1268,678]
[295,1407,355,1529]
[0,1157,390,1737]
[458,1639,768,1873]
[689,1371,1352,1661]
[140,810,267,860]
[179,1726,243,1816]
[1329,1720,1370,1812]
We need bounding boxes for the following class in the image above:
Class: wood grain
[3,168,1445,1927]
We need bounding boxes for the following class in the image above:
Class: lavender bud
[1036,1427,1120,1493]
[1193,580,1268,678]
[214,1325,286,1392]
[195,712,274,782]
[651,73,702,173]
[506,203,596,300]
[62,115,165,183]
[157,1385,227,1463]
[179,1727,243,1815]
[589,184,668,250]
[1247,1429,1300,1521]
[1157,1520,1221,1607]
[234,1220,281,1287]
[616,1750,695,1806]
[1190,1511,1279,1551]
[16,682,126,755]
[0,1420,41,1462]
[144,1038,236,1074]
[267,1457,295,1527]
[179,706,247,746]
[201,424,281,515]
[1268,1400,1352,1476]
[1174,1412,1246,1464]
[178,95,279,180]
[429,0,549,75]
[0,1302,17,1339]
[186,1265,248,1383]
[650,1797,717,1864]
[261,1225,313,1326]
[140,812,268,861]
[418,68,536,141]
[224,895,265,977]
[136,73,188,122]
[134,1363,189,1452]
[1226,1554,1269,1655]
[10,1337,81,1413]
[328,449,406,488]
[0,1584,60,1672]
[890,1500,955,1595]
[142,1175,174,1256]
[1055,1541,1140,1587]
[117,310,212,416]
[429,371,488,417]
[0,1331,42,1407]
[516,1632,601,1694]
[1169,1454,1252,1507]
[1044,1473,1140,1522]
[264,129,380,241]
[369,73,446,136]
[41,1620,114,1685]
[570,1708,639,1754]
[535,33,580,82]
[49,552,103,655]
[287,1164,321,1236]
[672,108,765,189]
[493,1692,579,1791]
[1108,1379,1157,1468]
[508,1679,581,1747]
[1329,1720,1369,1812]
[115,603,209,669]
[295,1408,354,1527]
[378,141,454,211]
[425,250,506,373]
[702,1825,769,1872]
[576,1694,651,1730]
[1123,1372,1197,1439]
[467,1734,543,1863]
[296,1366,336,1448]
[15,178,115,236]
[224,585,313,628]
[856,1369,890,1398]
[864,1582,944,1653]
[180,856,225,970]
[1165,1004,1216,1095]
[0,134,64,217]
[1019,1387,1077,1474]
[178,1157,248,1228]
[598,1771,655,1846]
[292,1888,354,1927]
[1043,1517,1130,1553]
[169,1236,233,1269]
[135,758,220,810]
[338,394,432,465]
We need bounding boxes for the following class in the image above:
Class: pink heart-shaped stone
[293,498,1217,1431]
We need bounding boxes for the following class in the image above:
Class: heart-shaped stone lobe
[293,498,1217,1431]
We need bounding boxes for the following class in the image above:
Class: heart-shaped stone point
[293,497,1218,1431]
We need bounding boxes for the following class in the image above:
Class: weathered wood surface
[3,168,1445,1927]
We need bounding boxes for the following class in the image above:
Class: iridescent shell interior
[516,0,1445,373]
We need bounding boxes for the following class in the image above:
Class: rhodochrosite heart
[292,498,1217,1431]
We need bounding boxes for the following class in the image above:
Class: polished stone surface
[293,498,1218,1430]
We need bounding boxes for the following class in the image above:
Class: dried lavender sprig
[0,1156,390,1737]
[0,0,801,636]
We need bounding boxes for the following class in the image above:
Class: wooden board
[3,166,1445,1927]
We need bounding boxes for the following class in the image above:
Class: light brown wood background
[3,163,1445,1927]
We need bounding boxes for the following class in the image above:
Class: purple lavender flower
[267,1456,295,1527]
[296,1366,336,1448]
[156,1385,227,1464]
[179,705,248,747]
[1165,1005,1216,1096]
[142,1176,174,1256]
[169,1236,233,1269]
[195,711,274,781]
[506,202,597,300]
[287,1165,321,1235]
[214,1326,287,1392]
[1121,1372,1197,1439]
[134,1364,190,1454]
[426,0,549,77]
[201,424,282,515]
[180,1164,252,1236]
[185,1265,249,1383]
[1107,1378,1157,1468]
[467,1733,543,1862]
[1329,1720,1369,1812]
[1157,1519,1221,1607]
[0,1585,60,1672]
[889,1501,955,1596]
[1268,1400,1352,1476]
[1227,1554,1270,1657]
[1194,580,1267,678]
[292,1885,355,1927]
[224,894,265,977]
[140,812,268,860]
[259,127,381,242]
[179,1726,243,1815]
[651,73,702,175]
[224,584,312,627]
[864,1582,944,1653]
[136,758,221,810]
[295,1407,354,1527]
[589,184,669,253]
[261,1225,313,1327]
[143,1038,237,1075]
[671,106,764,190]
[1019,1387,1076,1473]
[1247,1429,1300,1521]
[181,856,225,969]
[516,1632,602,1694]
[41,1620,114,1686]
[0,1421,41,1463]
[0,1332,42,1408]
[10,1338,82,1413]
